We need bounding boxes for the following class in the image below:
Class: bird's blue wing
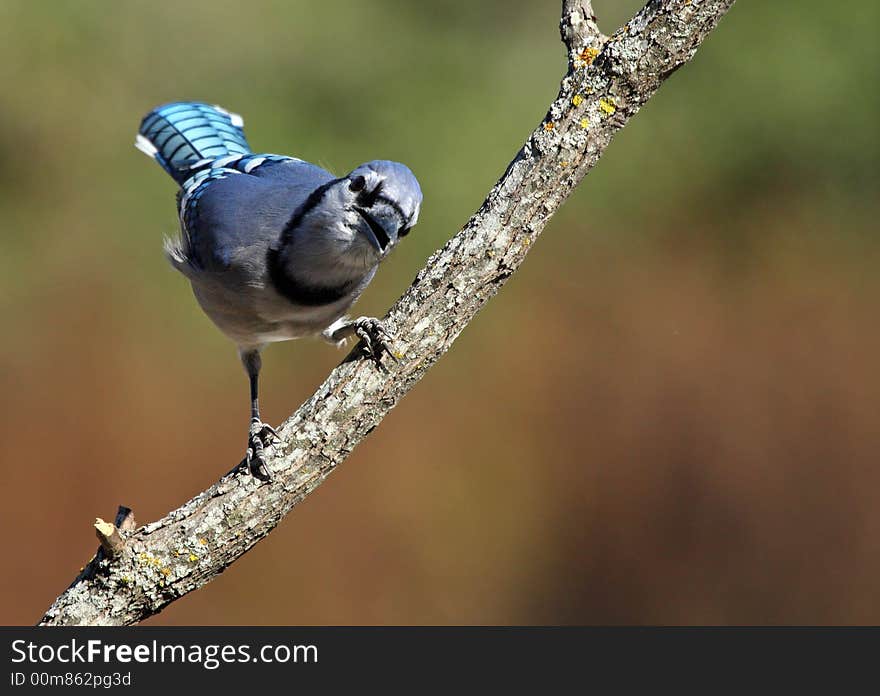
[135,102,335,272]
[169,158,335,272]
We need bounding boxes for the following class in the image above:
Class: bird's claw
[251,418,279,442]
[244,419,276,481]
[353,317,399,366]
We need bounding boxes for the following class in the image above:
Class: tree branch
[39,0,736,626]
[560,0,606,70]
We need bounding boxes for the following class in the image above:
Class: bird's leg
[322,316,400,366]
[240,349,276,481]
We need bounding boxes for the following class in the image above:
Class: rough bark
[39,0,736,626]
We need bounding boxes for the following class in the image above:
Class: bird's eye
[349,175,366,192]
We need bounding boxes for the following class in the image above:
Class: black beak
[355,207,393,252]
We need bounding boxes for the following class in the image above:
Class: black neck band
[266,247,357,307]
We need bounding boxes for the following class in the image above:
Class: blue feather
[136,102,251,184]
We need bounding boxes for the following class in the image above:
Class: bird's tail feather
[136,102,251,185]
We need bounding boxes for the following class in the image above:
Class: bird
[135,101,423,480]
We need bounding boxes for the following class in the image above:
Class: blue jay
[136,102,422,479]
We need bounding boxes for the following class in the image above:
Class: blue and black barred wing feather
[136,101,303,272]
[177,154,296,236]
[170,155,296,270]
[136,102,251,184]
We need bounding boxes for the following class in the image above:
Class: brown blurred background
[1,0,878,624]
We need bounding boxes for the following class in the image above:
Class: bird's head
[277,160,422,299]
[344,160,421,261]
[303,160,421,264]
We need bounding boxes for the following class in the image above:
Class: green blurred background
[1,0,878,624]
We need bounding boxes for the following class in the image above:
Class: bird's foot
[244,418,278,481]
[324,316,400,367]
[352,317,399,367]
